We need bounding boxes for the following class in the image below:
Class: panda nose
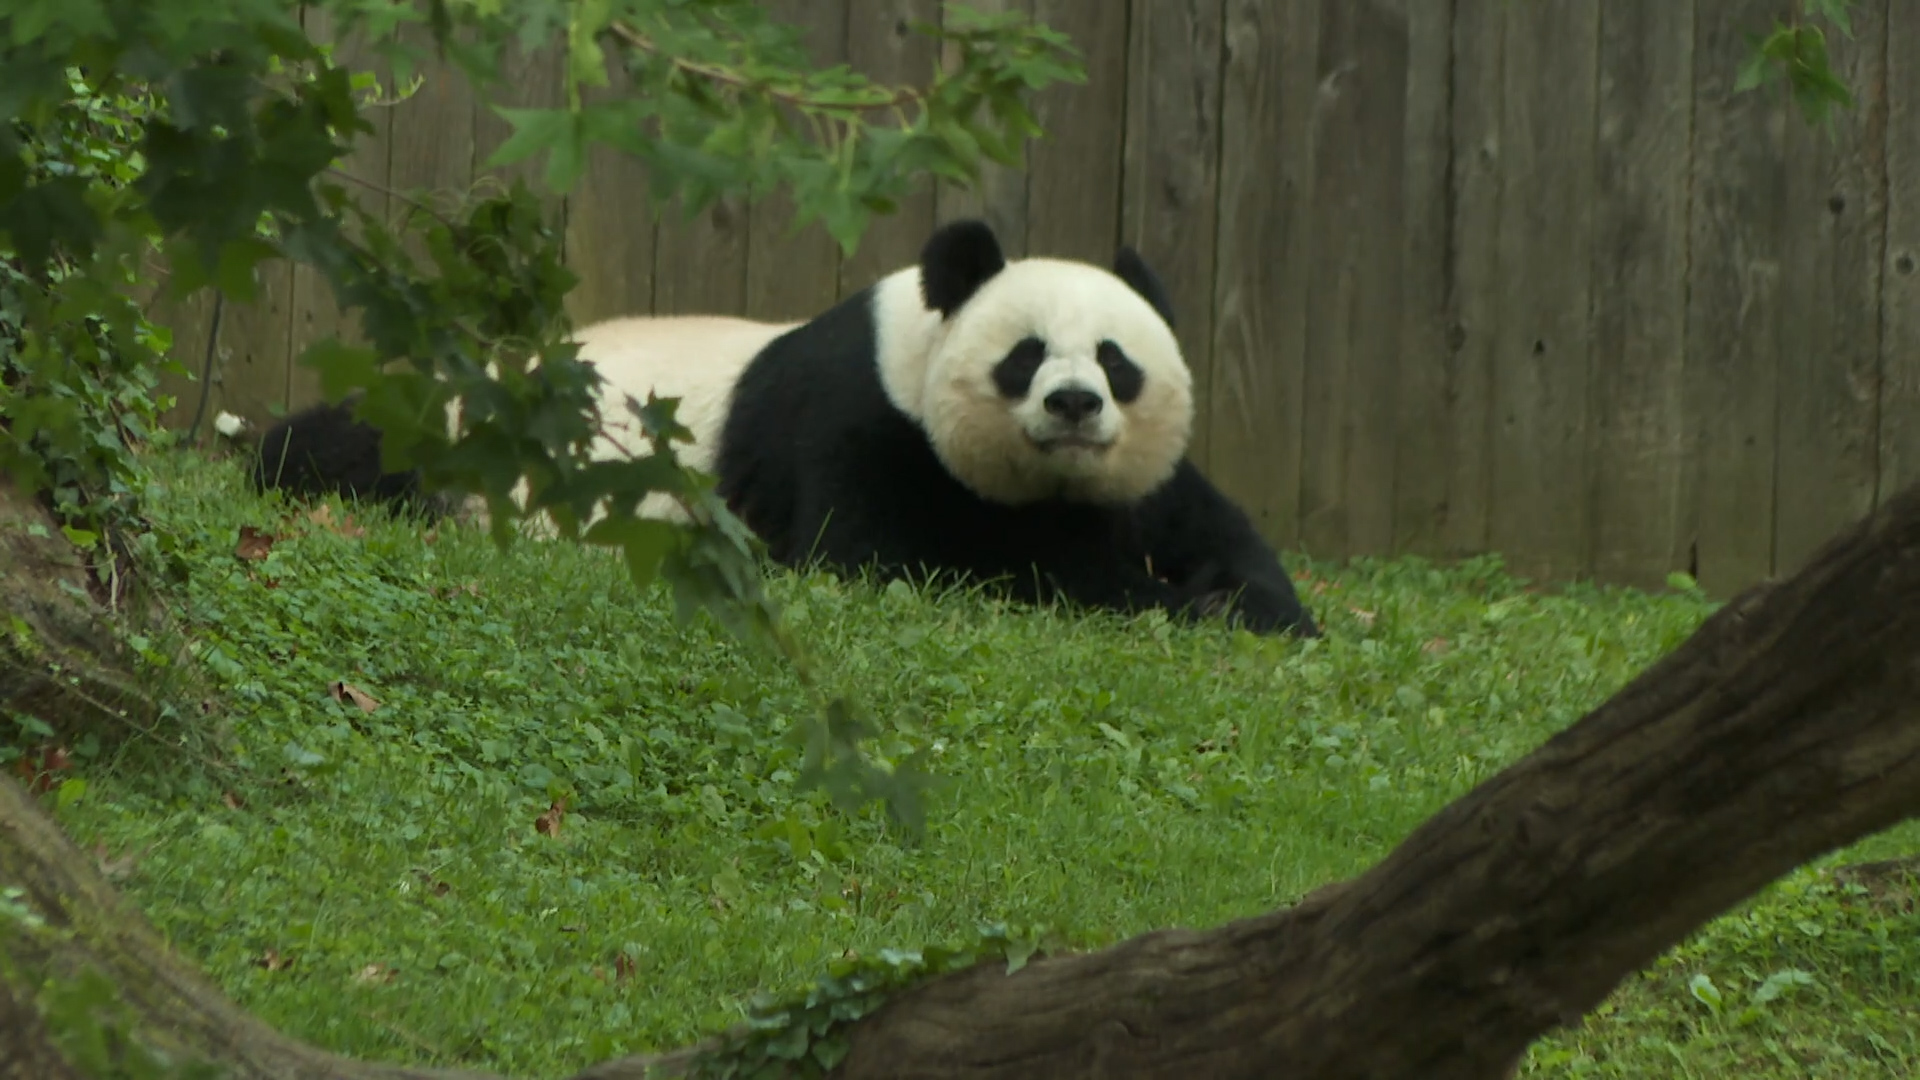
[1043,387,1104,424]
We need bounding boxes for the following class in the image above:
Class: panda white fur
[711,219,1319,638]
[252,313,794,527]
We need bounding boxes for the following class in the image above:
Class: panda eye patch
[1097,340,1145,403]
[991,336,1048,398]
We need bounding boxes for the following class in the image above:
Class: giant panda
[251,313,795,526]
[710,218,1319,638]
[253,219,1318,637]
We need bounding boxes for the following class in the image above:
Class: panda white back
[445,313,795,530]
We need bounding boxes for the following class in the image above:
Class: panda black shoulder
[713,282,951,565]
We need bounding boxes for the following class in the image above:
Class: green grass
[22,450,1920,1078]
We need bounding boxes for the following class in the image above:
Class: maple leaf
[327,681,381,713]
[235,525,277,561]
[534,799,567,838]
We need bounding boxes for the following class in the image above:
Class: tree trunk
[3,476,1919,1080]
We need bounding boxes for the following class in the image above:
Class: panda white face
[874,252,1194,507]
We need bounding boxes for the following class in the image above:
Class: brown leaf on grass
[1423,637,1452,656]
[1349,608,1377,627]
[221,790,245,810]
[12,745,72,795]
[307,503,366,539]
[256,948,294,972]
[612,952,637,983]
[352,963,398,985]
[327,681,380,713]
[235,525,277,561]
[534,799,567,839]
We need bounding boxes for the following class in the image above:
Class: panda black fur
[251,397,444,515]
[713,219,1319,638]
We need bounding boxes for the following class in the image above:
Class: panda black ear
[1113,246,1177,330]
[919,219,1007,318]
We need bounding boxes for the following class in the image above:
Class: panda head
[874,219,1193,506]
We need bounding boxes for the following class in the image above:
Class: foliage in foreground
[19,454,1915,1078]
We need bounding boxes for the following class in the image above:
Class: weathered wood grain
[744,0,849,321]
[563,57,658,325]
[1772,0,1888,577]
[1486,0,1600,583]
[1430,0,1504,562]
[1120,0,1226,469]
[838,0,943,295]
[1887,0,1920,506]
[935,0,1033,259]
[1388,0,1458,559]
[1206,0,1318,549]
[1680,0,1790,595]
[1024,0,1128,266]
[1297,0,1409,559]
[1586,0,1694,589]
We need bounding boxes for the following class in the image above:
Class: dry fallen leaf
[1349,607,1377,627]
[534,799,567,839]
[308,504,366,539]
[352,963,398,985]
[256,949,294,972]
[612,952,637,983]
[1422,636,1452,656]
[12,745,72,795]
[328,681,381,713]
[221,790,245,810]
[235,525,277,562]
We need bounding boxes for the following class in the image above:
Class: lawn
[27,449,1920,1078]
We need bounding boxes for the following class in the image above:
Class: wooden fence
[152,0,1920,598]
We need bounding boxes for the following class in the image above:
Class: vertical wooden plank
[1886,0,1920,505]
[1295,0,1408,559]
[1585,0,1694,590]
[288,4,390,414]
[564,60,657,325]
[1389,0,1458,557]
[472,40,568,230]
[744,0,848,322]
[385,25,477,266]
[1486,0,1600,583]
[1772,0,1888,577]
[204,260,297,430]
[1422,0,1504,561]
[1207,0,1318,549]
[149,280,220,435]
[838,0,943,295]
[653,197,751,316]
[1120,0,1226,468]
[1339,0,1409,558]
[934,0,1033,258]
[1680,0,1788,596]
[1025,0,1128,265]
